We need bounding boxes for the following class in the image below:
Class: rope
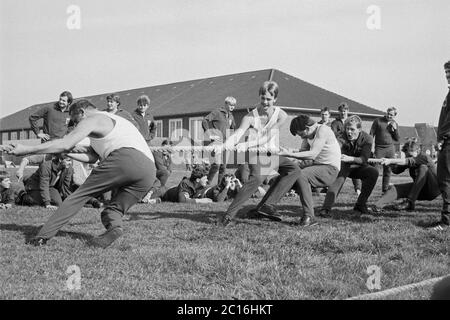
[346,275,449,300]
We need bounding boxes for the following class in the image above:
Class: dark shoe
[90,227,123,248]
[369,205,384,215]
[299,216,318,227]
[395,199,415,211]
[91,199,104,209]
[246,208,261,219]
[427,221,449,231]
[26,237,48,246]
[257,204,282,222]
[317,208,330,217]
[353,204,370,215]
[217,215,235,227]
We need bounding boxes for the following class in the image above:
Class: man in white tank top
[5,99,156,248]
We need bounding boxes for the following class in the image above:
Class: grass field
[0,167,449,300]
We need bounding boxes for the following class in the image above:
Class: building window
[29,130,37,139]
[10,131,18,140]
[2,132,8,142]
[19,130,27,140]
[154,120,163,138]
[189,117,204,142]
[169,118,183,140]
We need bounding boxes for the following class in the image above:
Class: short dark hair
[0,171,10,182]
[106,93,121,106]
[137,95,150,106]
[344,115,363,129]
[190,165,209,181]
[259,81,279,99]
[69,99,97,115]
[289,115,316,136]
[402,140,420,153]
[320,107,330,113]
[338,102,349,111]
[444,61,450,70]
[60,91,73,105]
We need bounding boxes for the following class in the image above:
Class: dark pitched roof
[0,68,384,131]
[398,126,419,144]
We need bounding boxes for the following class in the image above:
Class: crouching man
[319,115,379,216]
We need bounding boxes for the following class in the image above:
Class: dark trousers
[37,148,156,239]
[375,145,396,192]
[322,164,379,210]
[376,165,440,208]
[225,156,297,219]
[437,143,450,225]
[22,188,63,206]
[258,164,339,218]
[205,141,228,185]
[156,169,170,188]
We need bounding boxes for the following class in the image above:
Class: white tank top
[307,124,341,170]
[89,112,155,162]
[248,107,281,149]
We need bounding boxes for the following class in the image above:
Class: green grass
[0,167,449,300]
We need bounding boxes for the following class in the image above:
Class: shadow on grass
[0,223,94,242]
[126,210,217,224]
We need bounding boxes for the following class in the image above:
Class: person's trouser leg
[322,165,351,211]
[375,183,410,208]
[156,169,170,188]
[225,163,265,219]
[255,157,300,209]
[22,190,42,206]
[37,148,156,239]
[407,165,428,202]
[376,145,395,193]
[49,187,63,206]
[349,165,379,207]
[296,165,339,217]
[437,144,450,225]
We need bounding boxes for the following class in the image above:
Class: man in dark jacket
[320,115,379,216]
[29,91,73,142]
[370,107,400,193]
[202,96,237,184]
[104,93,138,127]
[431,60,450,231]
[19,156,74,209]
[133,95,156,145]
[152,140,173,189]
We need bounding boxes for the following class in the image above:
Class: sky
[1,0,449,126]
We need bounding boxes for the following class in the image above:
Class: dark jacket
[330,118,346,146]
[370,116,400,147]
[29,103,71,140]
[163,177,205,203]
[341,131,373,165]
[132,109,156,142]
[1,187,15,205]
[202,106,236,141]
[153,150,172,172]
[24,160,74,206]
[102,108,138,128]
[437,90,450,141]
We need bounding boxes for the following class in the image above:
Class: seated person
[319,115,379,216]
[372,140,440,212]
[15,154,53,182]
[149,165,213,203]
[0,171,15,210]
[200,173,243,202]
[152,139,173,189]
[16,155,74,210]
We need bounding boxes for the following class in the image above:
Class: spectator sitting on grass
[0,171,15,210]
[371,140,440,212]
[147,165,212,204]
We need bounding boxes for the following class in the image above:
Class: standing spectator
[431,60,450,231]
[370,107,400,193]
[153,140,173,189]
[104,93,138,127]
[202,96,237,185]
[318,107,332,126]
[29,91,73,142]
[331,102,361,196]
[133,95,156,145]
